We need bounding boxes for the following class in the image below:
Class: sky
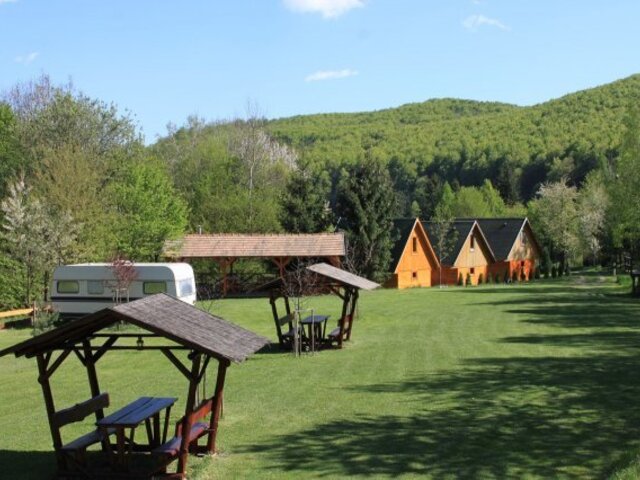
[1,0,640,143]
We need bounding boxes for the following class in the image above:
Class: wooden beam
[177,353,202,476]
[92,335,118,364]
[162,349,194,381]
[207,359,230,454]
[41,349,72,381]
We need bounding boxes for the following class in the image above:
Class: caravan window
[143,281,167,295]
[87,281,104,295]
[178,279,194,297]
[57,281,79,294]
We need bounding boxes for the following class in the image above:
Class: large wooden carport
[262,263,379,349]
[163,233,345,296]
[0,294,268,479]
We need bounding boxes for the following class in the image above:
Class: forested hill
[266,74,640,203]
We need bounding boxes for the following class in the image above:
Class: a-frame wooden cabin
[423,220,496,286]
[386,218,440,289]
[475,218,541,280]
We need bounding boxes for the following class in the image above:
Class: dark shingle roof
[389,219,419,271]
[422,220,475,265]
[474,218,527,261]
[0,294,269,363]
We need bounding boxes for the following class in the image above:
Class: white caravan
[51,263,196,320]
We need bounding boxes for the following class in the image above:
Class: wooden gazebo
[0,294,268,479]
[263,263,379,349]
[163,233,345,296]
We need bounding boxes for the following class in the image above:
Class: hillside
[265,75,640,202]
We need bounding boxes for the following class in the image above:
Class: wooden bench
[153,397,213,469]
[327,315,352,347]
[53,393,112,468]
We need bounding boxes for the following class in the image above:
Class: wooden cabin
[386,218,440,289]
[423,220,496,286]
[476,218,541,281]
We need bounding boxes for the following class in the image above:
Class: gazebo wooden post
[36,353,65,470]
[346,288,359,341]
[177,352,202,477]
[337,288,351,349]
[206,359,229,454]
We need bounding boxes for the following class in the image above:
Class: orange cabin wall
[387,228,437,289]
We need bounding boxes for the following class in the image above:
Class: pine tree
[335,154,395,282]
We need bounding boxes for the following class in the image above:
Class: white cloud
[305,69,359,82]
[463,14,510,31]
[0,0,18,4]
[15,52,39,65]
[283,0,365,19]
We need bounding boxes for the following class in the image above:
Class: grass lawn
[2,274,640,479]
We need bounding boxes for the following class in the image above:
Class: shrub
[534,268,541,280]
[494,272,501,283]
[465,273,472,286]
[457,273,464,286]
[557,264,564,277]
[564,262,571,276]
[551,265,557,278]
[486,272,492,284]
[478,273,484,284]
[520,269,527,282]
[511,270,519,283]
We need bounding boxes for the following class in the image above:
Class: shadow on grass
[239,282,640,478]
[0,450,55,480]
[242,352,640,478]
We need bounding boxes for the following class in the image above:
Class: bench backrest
[278,313,296,327]
[176,397,213,437]
[53,393,110,428]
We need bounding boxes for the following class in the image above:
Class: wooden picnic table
[300,314,330,351]
[97,396,177,473]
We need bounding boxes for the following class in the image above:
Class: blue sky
[1,0,639,142]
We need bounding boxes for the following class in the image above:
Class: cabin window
[87,281,104,295]
[57,281,79,294]
[143,281,167,295]
[470,236,475,251]
[412,237,418,253]
[412,271,418,280]
[521,261,525,267]
[179,279,194,296]
[470,268,475,275]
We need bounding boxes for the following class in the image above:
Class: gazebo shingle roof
[163,233,345,259]
[0,294,269,363]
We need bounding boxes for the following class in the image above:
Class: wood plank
[0,308,33,319]
[54,393,110,428]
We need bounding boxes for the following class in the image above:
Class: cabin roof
[163,233,345,259]
[389,219,418,271]
[472,218,539,260]
[423,220,496,265]
[0,294,269,363]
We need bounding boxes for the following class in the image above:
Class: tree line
[0,74,638,308]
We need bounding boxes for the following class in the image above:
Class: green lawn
[2,275,640,479]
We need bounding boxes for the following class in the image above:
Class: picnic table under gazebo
[0,294,268,479]
[260,263,380,350]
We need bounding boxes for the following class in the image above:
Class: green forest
[0,74,639,308]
